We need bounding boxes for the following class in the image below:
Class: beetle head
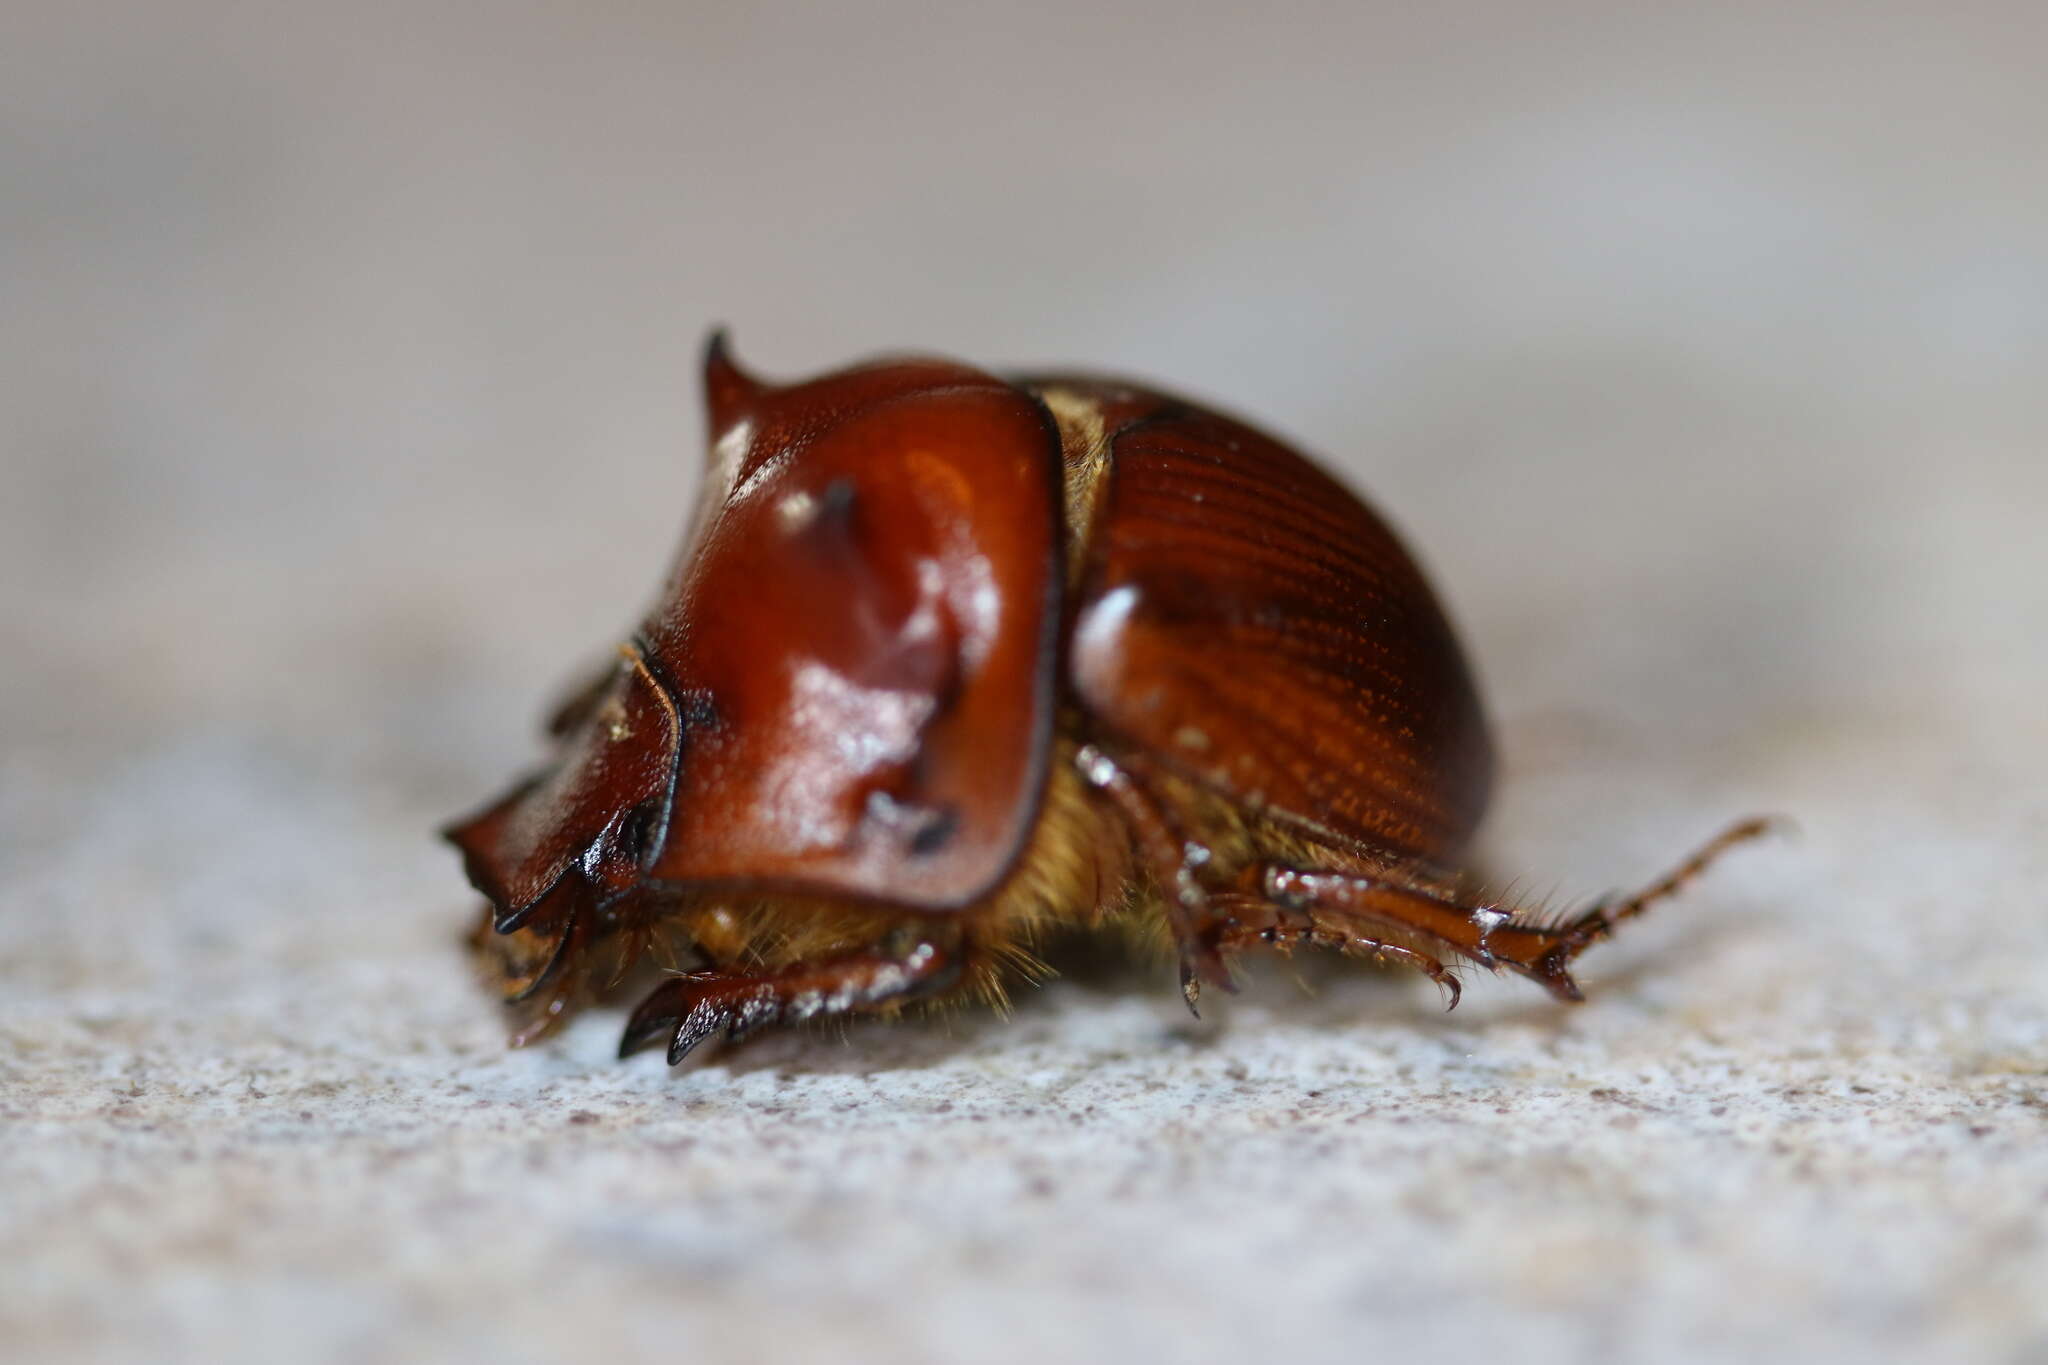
[443,644,681,934]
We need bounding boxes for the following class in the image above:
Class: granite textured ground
[6,5,2046,1363]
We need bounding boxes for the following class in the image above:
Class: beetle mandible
[444,334,1767,1062]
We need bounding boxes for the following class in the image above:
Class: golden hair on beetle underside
[608,739,1139,1020]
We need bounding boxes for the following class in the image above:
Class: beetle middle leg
[1228,818,1774,1004]
[617,924,966,1064]
[1074,744,1234,1013]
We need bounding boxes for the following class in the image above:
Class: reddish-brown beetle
[445,334,1766,1062]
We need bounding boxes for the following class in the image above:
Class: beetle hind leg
[1494,816,1780,998]
[1230,817,1775,1005]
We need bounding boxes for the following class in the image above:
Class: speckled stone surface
[6,6,2047,1363]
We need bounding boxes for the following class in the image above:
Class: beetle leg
[466,894,604,1048]
[1244,817,1775,1003]
[616,929,965,1065]
[1206,893,1462,1009]
[1497,816,1780,997]
[1074,744,1232,1014]
[1244,862,1559,999]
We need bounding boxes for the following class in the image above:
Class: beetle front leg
[617,927,966,1064]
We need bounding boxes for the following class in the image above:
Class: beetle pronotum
[444,334,1767,1062]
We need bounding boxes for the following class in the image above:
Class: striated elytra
[444,333,1768,1063]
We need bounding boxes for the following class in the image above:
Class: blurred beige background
[3,4,2044,1364]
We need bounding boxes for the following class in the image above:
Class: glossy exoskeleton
[444,334,1766,1062]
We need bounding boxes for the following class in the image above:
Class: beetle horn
[701,327,764,437]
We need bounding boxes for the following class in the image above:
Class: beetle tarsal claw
[669,997,734,1065]
[617,978,693,1059]
[615,977,760,1064]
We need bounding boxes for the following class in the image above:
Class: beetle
[444,333,1768,1063]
